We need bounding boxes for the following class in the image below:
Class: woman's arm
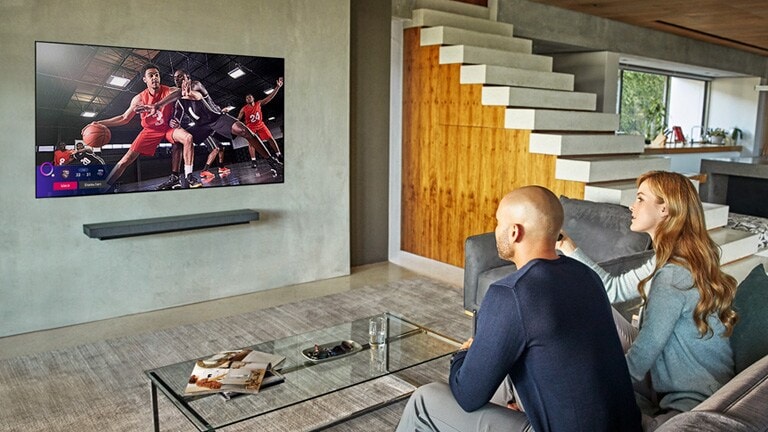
[558,232,652,303]
[624,267,686,382]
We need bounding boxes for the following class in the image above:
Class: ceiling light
[80,111,97,118]
[107,75,130,87]
[268,116,275,121]
[228,67,245,79]
[263,88,274,95]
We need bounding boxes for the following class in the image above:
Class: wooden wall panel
[401,28,585,267]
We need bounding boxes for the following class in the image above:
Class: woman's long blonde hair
[636,171,738,337]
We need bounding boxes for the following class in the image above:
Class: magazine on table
[184,348,286,397]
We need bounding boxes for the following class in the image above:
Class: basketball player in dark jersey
[149,69,281,185]
[71,142,106,166]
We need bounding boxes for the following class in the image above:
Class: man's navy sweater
[449,256,641,432]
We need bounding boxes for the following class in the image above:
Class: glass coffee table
[145,312,461,431]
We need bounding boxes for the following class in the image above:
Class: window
[618,69,709,143]
[668,77,707,142]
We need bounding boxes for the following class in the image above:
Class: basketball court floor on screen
[113,158,282,193]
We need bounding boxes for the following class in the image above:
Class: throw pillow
[731,263,768,373]
[559,196,651,263]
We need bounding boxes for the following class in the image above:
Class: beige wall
[0,0,351,336]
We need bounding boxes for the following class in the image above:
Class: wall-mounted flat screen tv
[35,41,284,198]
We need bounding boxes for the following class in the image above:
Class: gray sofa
[464,196,653,317]
[463,197,768,431]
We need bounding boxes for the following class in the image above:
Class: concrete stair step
[504,109,618,131]
[414,0,491,20]
[555,155,670,183]
[584,180,640,206]
[584,174,704,207]
[410,9,514,37]
[529,133,644,155]
[711,227,760,265]
[483,87,595,111]
[722,253,768,284]
[421,26,532,53]
[462,65,573,91]
[702,203,729,230]
[440,45,552,71]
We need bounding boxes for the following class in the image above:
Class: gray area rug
[0,277,471,431]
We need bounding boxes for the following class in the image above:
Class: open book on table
[184,348,286,397]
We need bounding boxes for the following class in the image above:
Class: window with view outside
[619,69,709,145]
[668,77,707,143]
[619,70,667,143]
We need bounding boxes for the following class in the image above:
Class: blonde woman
[558,171,738,430]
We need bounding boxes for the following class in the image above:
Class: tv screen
[35,41,284,198]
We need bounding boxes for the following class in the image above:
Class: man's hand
[460,338,473,351]
[169,119,180,128]
[81,122,97,136]
[135,104,157,115]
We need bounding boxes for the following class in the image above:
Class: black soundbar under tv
[83,209,259,240]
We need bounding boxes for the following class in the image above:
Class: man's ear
[510,223,523,243]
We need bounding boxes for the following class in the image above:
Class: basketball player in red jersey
[83,63,200,191]
[53,142,75,166]
[237,77,284,165]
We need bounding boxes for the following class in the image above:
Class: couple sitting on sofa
[396,171,741,432]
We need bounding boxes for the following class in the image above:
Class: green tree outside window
[620,70,667,143]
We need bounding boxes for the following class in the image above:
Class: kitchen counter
[643,143,742,154]
[700,157,768,218]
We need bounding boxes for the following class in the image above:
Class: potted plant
[730,127,743,145]
[707,128,727,145]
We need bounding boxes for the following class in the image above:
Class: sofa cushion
[560,196,651,263]
[731,264,768,373]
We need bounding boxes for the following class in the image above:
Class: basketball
[82,123,111,148]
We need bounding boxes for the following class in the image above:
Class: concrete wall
[551,51,620,113]
[351,1,391,266]
[709,77,762,155]
[0,0,351,337]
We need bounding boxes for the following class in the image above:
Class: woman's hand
[556,231,577,255]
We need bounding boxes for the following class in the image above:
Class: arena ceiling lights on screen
[35,41,285,198]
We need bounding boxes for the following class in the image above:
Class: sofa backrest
[560,196,652,263]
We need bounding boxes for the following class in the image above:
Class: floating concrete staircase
[406,0,760,264]
[408,0,670,189]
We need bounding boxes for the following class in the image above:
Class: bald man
[396,186,641,432]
